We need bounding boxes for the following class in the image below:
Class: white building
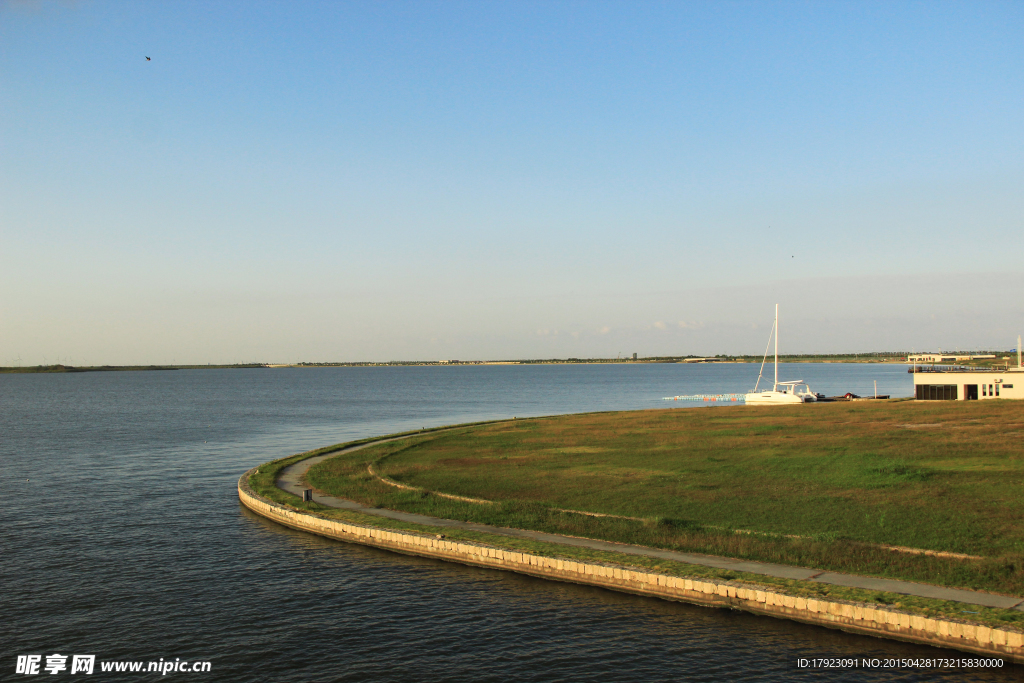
[912,366,1023,400]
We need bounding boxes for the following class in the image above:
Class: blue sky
[2,1,1022,364]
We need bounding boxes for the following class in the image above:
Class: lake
[2,363,1017,681]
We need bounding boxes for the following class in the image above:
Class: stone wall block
[239,481,1024,664]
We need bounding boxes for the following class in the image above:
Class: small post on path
[302,489,313,502]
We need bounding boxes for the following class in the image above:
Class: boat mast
[752,316,775,393]
[774,303,778,390]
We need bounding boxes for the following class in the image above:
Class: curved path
[276,438,1024,611]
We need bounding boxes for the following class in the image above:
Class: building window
[996,384,1000,397]
[983,385,987,396]
[916,384,958,400]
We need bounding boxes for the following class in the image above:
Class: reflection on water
[1,366,1017,682]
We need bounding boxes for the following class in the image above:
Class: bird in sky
[146,56,151,61]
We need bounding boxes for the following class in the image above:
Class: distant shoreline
[0,355,925,374]
[0,363,266,374]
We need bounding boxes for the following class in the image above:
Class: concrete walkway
[276,439,1024,611]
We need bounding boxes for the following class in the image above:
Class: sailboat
[745,305,818,405]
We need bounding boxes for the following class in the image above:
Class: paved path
[276,439,1024,611]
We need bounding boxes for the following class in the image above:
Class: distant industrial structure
[907,353,995,364]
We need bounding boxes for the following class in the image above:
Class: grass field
[305,400,1024,596]
[247,442,1024,629]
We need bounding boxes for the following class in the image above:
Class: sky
[1,1,1022,364]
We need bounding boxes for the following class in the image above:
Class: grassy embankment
[249,447,1024,630]
[302,401,1024,606]
[246,415,1024,629]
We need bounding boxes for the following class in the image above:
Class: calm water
[1,364,1018,681]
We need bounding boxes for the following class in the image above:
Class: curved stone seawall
[238,469,1024,663]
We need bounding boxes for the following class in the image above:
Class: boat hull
[744,391,808,404]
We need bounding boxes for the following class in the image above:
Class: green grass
[246,436,1024,631]
[303,401,1024,597]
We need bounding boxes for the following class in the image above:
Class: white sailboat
[745,304,817,405]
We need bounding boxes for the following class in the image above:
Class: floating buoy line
[663,393,746,402]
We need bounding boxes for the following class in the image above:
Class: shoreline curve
[239,447,1024,663]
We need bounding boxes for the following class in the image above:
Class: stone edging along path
[239,440,1024,663]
